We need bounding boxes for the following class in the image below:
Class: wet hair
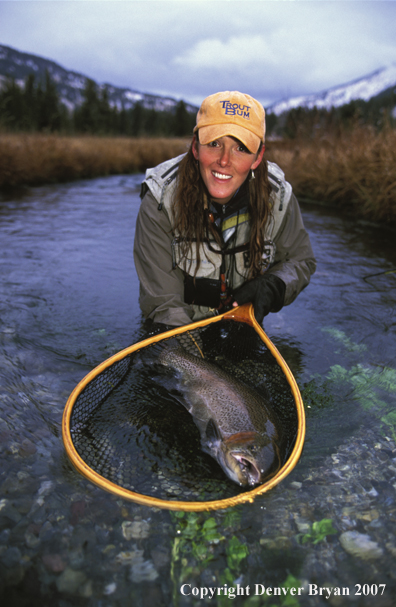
[172,135,271,279]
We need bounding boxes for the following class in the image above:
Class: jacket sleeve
[266,193,316,306]
[133,190,194,326]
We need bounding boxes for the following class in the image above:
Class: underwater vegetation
[170,510,340,607]
[302,327,396,441]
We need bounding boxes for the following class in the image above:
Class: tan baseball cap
[193,91,265,153]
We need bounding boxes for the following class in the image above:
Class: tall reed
[266,126,396,224]
[1,129,395,225]
[0,133,190,188]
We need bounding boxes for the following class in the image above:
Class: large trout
[158,347,282,487]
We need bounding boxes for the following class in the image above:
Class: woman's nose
[218,147,231,166]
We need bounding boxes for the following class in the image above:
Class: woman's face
[192,135,264,205]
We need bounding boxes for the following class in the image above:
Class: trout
[158,347,282,487]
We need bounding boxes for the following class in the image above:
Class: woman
[134,91,316,328]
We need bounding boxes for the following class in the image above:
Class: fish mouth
[231,452,261,486]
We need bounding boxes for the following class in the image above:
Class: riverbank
[0,133,190,188]
[265,127,396,225]
[1,129,395,225]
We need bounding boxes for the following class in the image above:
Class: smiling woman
[191,92,265,205]
[192,137,264,205]
[133,90,316,330]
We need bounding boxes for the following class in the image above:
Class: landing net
[62,304,305,511]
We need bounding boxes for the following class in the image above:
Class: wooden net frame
[62,304,305,511]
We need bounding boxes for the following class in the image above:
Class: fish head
[220,432,281,487]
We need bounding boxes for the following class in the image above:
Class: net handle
[62,304,305,511]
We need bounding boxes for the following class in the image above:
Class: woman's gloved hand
[232,274,286,324]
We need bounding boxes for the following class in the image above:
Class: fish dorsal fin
[206,419,220,442]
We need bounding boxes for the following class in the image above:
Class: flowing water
[0,175,396,606]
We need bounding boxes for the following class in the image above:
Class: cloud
[173,35,277,71]
[1,0,396,107]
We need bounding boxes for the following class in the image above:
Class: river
[0,174,396,606]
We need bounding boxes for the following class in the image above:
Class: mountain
[267,64,396,115]
[2,43,395,121]
[0,44,198,114]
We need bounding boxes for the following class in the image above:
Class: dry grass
[266,127,396,224]
[0,133,190,188]
[1,129,396,225]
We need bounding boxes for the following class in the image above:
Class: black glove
[233,274,286,324]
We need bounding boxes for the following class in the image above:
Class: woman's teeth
[212,171,232,180]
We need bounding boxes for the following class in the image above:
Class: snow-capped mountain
[2,43,395,119]
[0,44,197,114]
[268,64,396,115]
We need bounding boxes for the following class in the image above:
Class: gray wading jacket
[134,153,316,327]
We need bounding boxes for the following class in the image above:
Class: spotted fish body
[159,347,282,487]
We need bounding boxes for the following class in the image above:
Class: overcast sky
[0,1,396,107]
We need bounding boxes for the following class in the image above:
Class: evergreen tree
[75,78,101,132]
[98,86,113,133]
[173,100,194,136]
[23,73,38,130]
[130,102,145,136]
[0,77,24,130]
[118,104,128,135]
[37,70,62,131]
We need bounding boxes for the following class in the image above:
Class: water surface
[1,175,396,606]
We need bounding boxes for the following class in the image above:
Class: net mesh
[68,317,299,504]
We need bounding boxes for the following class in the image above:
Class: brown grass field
[266,127,396,225]
[1,130,395,225]
[0,133,190,188]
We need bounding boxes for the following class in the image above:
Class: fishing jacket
[134,153,316,326]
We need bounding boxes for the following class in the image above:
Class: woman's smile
[212,170,232,181]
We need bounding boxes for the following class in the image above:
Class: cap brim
[196,124,261,154]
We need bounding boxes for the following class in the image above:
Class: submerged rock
[339,531,384,560]
[19,438,37,457]
[56,566,88,594]
[130,557,159,583]
[0,546,22,568]
[42,553,66,573]
[122,519,150,540]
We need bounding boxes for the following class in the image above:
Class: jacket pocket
[172,238,222,278]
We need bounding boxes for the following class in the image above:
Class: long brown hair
[172,139,272,279]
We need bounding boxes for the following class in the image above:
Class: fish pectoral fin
[205,418,220,443]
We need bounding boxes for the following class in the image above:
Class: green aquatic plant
[218,536,250,606]
[321,327,368,354]
[222,507,243,530]
[171,512,223,578]
[170,510,249,606]
[226,535,249,570]
[327,364,393,408]
[381,410,396,441]
[300,377,334,412]
[297,518,337,545]
[326,363,396,439]
[307,324,396,439]
[244,574,303,607]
